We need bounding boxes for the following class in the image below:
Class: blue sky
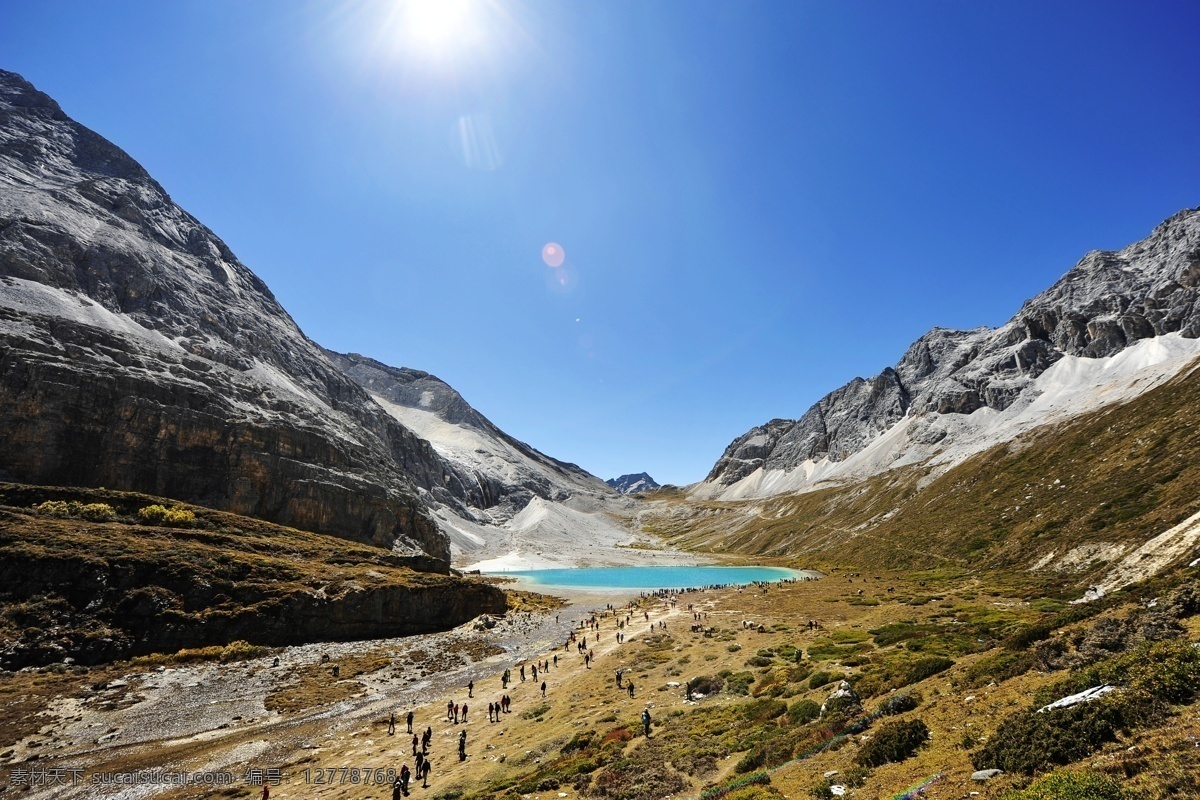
[4,1,1199,485]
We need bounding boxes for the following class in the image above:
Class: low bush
[854,718,929,767]
[739,698,786,722]
[138,504,196,527]
[726,671,755,695]
[786,699,820,725]
[79,503,117,521]
[35,500,75,517]
[34,500,116,521]
[591,755,687,800]
[700,771,770,800]
[905,656,954,684]
[808,671,838,690]
[972,693,1163,775]
[999,769,1129,800]
[690,675,725,695]
[876,690,922,716]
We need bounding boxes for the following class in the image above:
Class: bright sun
[403,0,476,54]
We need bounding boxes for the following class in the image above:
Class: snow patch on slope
[697,334,1200,501]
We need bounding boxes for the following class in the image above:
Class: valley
[3,50,1200,800]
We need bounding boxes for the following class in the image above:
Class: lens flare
[541,242,565,267]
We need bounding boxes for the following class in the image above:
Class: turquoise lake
[499,565,812,590]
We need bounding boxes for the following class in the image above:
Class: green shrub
[972,693,1163,775]
[904,656,954,684]
[78,502,117,521]
[808,671,838,690]
[726,672,755,695]
[690,675,725,695]
[139,504,195,527]
[34,500,116,521]
[699,771,770,800]
[35,500,76,517]
[746,655,774,668]
[854,718,929,767]
[877,690,922,715]
[786,699,820,725]
[999,769,1128,800]
[740,698,786,722]
[562,731,596,753]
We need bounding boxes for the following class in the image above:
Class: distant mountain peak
[607,473,660,494]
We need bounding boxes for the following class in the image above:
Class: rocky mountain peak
[703,207,1200,494]
[0,69,460,565]
[607,473,660,494]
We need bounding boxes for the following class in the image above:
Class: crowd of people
[381,577,803,797]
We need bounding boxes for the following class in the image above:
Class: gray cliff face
[0,69,461,564]
[707,207,1200,486]
[325,351,615,521]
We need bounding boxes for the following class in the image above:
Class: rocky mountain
[699,207,1200,500]
[607,473,660,494]
[0,69,630,570]
[323,352,636,568]
[0,69,467,565]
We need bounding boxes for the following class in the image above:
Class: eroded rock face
[707,207,1200,486]
[0,70,461,564]
[0,540,507,669]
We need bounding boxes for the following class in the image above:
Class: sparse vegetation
[854,718,929,767]
[138,503,195,527]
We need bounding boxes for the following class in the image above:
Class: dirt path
[6,590,651,800]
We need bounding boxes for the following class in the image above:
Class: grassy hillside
[0,483,506,669]
[645,357,1200,592]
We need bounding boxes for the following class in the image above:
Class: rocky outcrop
[706,207,1200,488]
[327,350,617,524]
[0,485,509,669]
[0,69,468,564]
[0,539,507,669]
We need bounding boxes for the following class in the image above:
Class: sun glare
[403,0,477,54]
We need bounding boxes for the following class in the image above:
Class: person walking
[468,679,474,698]
[399,764,411,796]
[642,708,652,737]
[541,680,547,698]
[458,729,467,761]
[407,710,414,733]
[389,712,396,736]
[392,777,403,800]
[628,681,635,698]
[461,703,468,723]
[412,734,419,756]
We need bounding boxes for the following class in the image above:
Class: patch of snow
[1038,685,1115,713]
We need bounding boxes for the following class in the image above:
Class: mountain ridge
[607,472,660,494]
[701,207,1200,499]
